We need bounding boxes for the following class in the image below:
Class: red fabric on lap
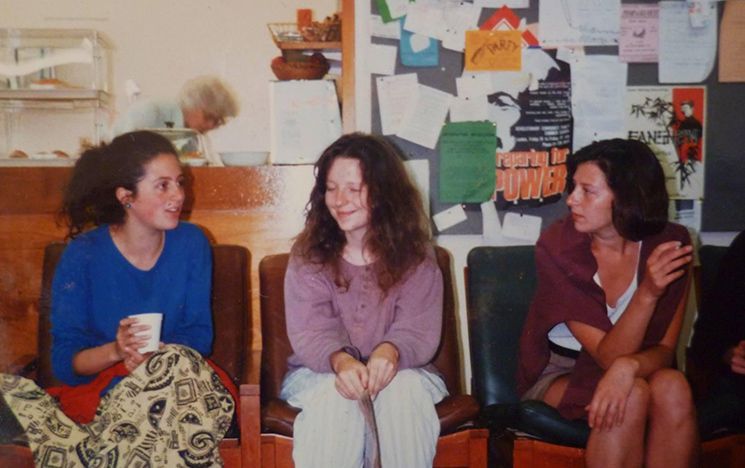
[47,358,239,425]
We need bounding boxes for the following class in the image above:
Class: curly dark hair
[60,130,179,238]
[567,138,669,241]
[293,133,431,292]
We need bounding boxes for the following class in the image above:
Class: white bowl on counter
[182,157,208,166]
[220,151,270,167]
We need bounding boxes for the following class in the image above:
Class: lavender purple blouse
[284,249,444,374]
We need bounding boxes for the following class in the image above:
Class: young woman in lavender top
[280,133,447,467]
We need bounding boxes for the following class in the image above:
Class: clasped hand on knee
[586,356,638,430]
[331,343,400,400]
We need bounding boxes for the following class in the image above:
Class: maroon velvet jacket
[516,216,691,420]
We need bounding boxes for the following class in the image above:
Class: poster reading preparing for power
[625,86,706,200]
[491,50,573,209]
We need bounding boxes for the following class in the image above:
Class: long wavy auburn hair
[292,133,431,293]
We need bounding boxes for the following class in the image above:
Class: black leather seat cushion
[466,246,590,446]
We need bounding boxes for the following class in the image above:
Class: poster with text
[439,121,497,203]
[492,50,573,208]
[625,86,706,200]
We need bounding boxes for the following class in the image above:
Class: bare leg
[542,374,570,408]
[645,369,699,468]
[585,378,649,468]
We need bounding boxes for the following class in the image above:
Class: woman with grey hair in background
[112,75,239,166]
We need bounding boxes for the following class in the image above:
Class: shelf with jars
[267,12,342,81]
[266,1,355,133]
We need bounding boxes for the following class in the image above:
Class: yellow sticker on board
[465,30,522,71]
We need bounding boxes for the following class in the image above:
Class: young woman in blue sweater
[1,130,233,467]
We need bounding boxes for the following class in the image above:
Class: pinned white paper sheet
[481,201,502,240]
[376,73,418,135]
[433,204,468,232]
[570,55,627,151]
[371,15,401,39]
[368,43,398,75]
[384,0,410,21]
[502,212,542,241]
[404,2,444,39]
[449,97,489,122]
[456,73,492,99]
[270,80,342,164]
[658,1,717,83]
[441,2,483,52]
[397,84,453,149]
[538,0,621,47]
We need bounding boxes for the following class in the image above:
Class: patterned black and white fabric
[0,344,233,467]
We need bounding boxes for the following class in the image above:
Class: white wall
[0,0,340,152]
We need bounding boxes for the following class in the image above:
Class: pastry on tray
[9,149,29,158]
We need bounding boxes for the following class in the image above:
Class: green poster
[439,121,497,203]
[375,0,411,24]
[376,0,394,23]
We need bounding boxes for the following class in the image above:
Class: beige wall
[0,0,340,152]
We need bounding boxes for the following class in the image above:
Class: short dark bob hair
[567,138,669,241]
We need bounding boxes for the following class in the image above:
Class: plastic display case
[0,29,112,164]
[1,28,111,93]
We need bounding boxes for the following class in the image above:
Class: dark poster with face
[491,49,573,209]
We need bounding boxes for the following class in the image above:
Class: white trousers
[280,367,448,468]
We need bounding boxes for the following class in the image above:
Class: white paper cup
[128,312,163,353]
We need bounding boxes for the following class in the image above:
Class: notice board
[368,0,745,234]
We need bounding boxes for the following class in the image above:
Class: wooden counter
[0,165,315,368]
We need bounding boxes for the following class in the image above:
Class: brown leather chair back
[36,242,251,389]
[209,245,251,386]
[37,243,64,388]
[433,245,462,394]
[258,253,292,404]
[258,245,463,404]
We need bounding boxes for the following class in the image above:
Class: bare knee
[648,369,696,424]
[624,378,652,422]
[585,379,650,467]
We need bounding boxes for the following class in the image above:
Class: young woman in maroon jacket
[517,139,698,467]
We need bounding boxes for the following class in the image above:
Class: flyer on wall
[491,50,573,209]
[625,86,706,200]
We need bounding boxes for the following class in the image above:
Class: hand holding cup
[117,313,163,371]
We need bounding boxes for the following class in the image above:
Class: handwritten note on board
[465,30,522,71]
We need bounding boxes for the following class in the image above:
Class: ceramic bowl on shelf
[220,151,269,166]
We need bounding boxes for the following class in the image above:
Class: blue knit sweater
[51,222,213,387]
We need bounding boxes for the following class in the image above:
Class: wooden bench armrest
[238,349,262,464]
